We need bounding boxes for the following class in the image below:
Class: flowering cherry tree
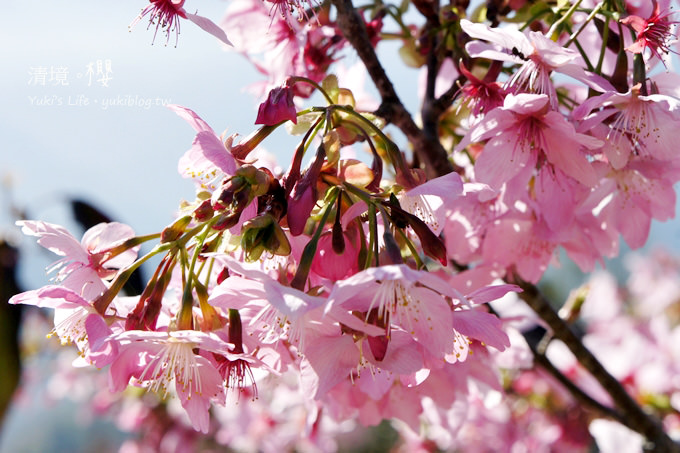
[9,0,680,450]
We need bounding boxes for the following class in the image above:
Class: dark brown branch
[486,305,625,424]
[529,336,626,424]
[331,0,459,178]
[515,278,680,452]
[418,0,442,169]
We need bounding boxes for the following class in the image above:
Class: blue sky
[1,1,280,288]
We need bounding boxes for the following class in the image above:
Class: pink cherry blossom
[327,265,459,359]
[584,159,678,249]
[169,104,238,191]
[574,85,680,169]
[9,285,118,367]
[17,220,137,300]
[457,61,509,116]
[109,330,230,433]
[458,93,602,190]
[328,265,510,365]
[130,0,231,46]
[460,19,614,109]
[222,0,348,99]
[208,256,326,352]
[620,0,679,65]
[221,0,301,91]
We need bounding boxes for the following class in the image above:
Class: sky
[2,1,255,231]
[1,1,281,290]
[1,1,680,450]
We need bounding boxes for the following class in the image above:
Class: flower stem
[290,188,340,290]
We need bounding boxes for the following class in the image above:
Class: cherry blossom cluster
[10,0,680,450]
[15,248,680,451]
[445,9,680,284]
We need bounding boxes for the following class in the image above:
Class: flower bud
[211,166,272,232]
[212,212,241,231]
[287,184,316,236]
[193,199,214,222]
[255,84,297,126]
[160,215,192,243]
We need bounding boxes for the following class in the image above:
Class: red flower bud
[255,85,297,126]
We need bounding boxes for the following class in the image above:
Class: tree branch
[331,0,459,178]
[417,0,442,170]
[515,278,679,452]
[528,332,626,424]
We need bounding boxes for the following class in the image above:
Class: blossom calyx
[240,213,292,261]
[212,165,271,225]
[160,215,192,243]
[193,199,215,222]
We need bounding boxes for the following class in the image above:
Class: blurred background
[1,1,680,451]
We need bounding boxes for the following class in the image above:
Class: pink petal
[299,334,359,398]
[185,13,232,46]
[194,131,237,175]
[17,220,88,263]
[558,64,615,93]
[325,306,386,337]
[503,93,550,115]
[467,284,522,305]
[452,309,510,351]
[176,357,225,433]
[406,172,463,199]
[168,104,214,134]
[460,19,531,56]
[475,135,534,190]
[108,344,156,392]
[9,285,91,309]
[341,200,368,229]
[408,287,454,358]
[85,314,118,367]
[369,330,424,375]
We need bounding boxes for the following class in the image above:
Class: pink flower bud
[311,230,359,280]
[287,184,316,236]
[255,85,297,126]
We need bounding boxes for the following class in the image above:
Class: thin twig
[514,278,679,452]
[331,0,460,178]
[529,338,626,424]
